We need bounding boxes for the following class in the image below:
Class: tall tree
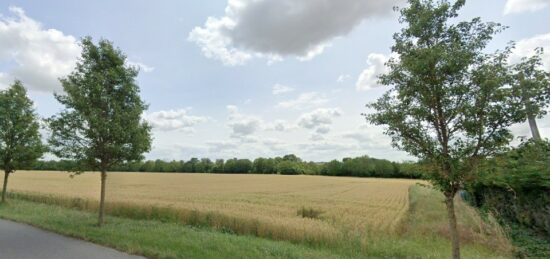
[48,37,152,226]
[0,81,44,203]
[365,1,520,258]
[510,48,550,140]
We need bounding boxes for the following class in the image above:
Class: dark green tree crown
[48,37,152,171]
[366,0,521,190]
[0,80,44,172]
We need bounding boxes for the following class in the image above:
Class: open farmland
[1,171,513,258]
[5,171,414,243]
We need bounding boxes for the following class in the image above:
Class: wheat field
[4,171,418,244]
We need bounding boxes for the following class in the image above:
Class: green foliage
[252,157,277,174]
[46,37,152,225]
[0,81,44,173]
[276,160,303,175]
[364,1,525,257]
[0,80,44,202]
[47,37,152,173]
[223,158,253,174]
[469,140,550,235]
[29,154,423,179]
[510,48,550,121]
[366,0,518,197]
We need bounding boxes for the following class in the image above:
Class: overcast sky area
[1,0,549,162]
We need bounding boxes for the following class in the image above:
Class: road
[0,219,144,259]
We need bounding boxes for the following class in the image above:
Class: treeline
[29,154,423,179]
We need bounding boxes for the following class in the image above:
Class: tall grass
[401,185,514,255]
[7,191,344,248]
[7,186,514,258]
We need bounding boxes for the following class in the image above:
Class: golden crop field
[4,171,419,244]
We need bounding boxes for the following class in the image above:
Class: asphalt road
[0,219,144,259]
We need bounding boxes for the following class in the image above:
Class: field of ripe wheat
[3,171,417,244]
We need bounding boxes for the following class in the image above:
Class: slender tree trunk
[98,170,107,226]
[445,194,461,259]
[527,114,542,141]
[1,171,9,203]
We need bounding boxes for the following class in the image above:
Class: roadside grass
[0,200,351,259]
[0,185,513,258]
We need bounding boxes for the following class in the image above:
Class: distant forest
[27,154,423,179]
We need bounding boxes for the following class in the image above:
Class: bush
[469,140,550,235]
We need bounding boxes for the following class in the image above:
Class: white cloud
[206,140,238,152]
[143,109,208,132]
[510,33,550,70]
[297,108,342,133]
[356,53,391,91]
[126,60,155,73]
[342,125,392,149]
[0,6,81,92]
[227,105,263,137]
[315,125,331,134]
[272,83,294,95]
[265,119,296,132]
[188,0,402,65]
[504,0,550,14]
[276,92,328,109]
[337,74,351,83]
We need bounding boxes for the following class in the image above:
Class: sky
[0,0,549,162]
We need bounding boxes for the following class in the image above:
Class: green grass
[503,222,550,258]
[0,185,513,258]
[398,185,513,258]
[0,200,351,259]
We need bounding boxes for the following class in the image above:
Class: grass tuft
[297,207,324,219]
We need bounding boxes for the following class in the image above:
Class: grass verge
[0,200,351,259]
[0,185,513,258]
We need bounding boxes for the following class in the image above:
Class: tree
[365,1,520,258]
[0,81,44,203]
[48,37,152,226]
[510,48,550,140]
[276,160,303,175]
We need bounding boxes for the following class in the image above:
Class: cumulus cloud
[504,0,550,14]
[0,7,153,92]
[188,0,402,65]
[297,108,342,134]
[0,7,80,92]
[276,92,328,109]
[143,109,208,132]
[265,119,295,132]
[272,83,294,95]
[510,33,550,69]
[227,105,263,137]
[206,140,239,152]
[342,126,391,149]
[355,53,392,91]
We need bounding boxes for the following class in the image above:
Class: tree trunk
[527,114,542,141]
[98,170,107,226]
[445,194,461,259]
[1,171,9,203]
